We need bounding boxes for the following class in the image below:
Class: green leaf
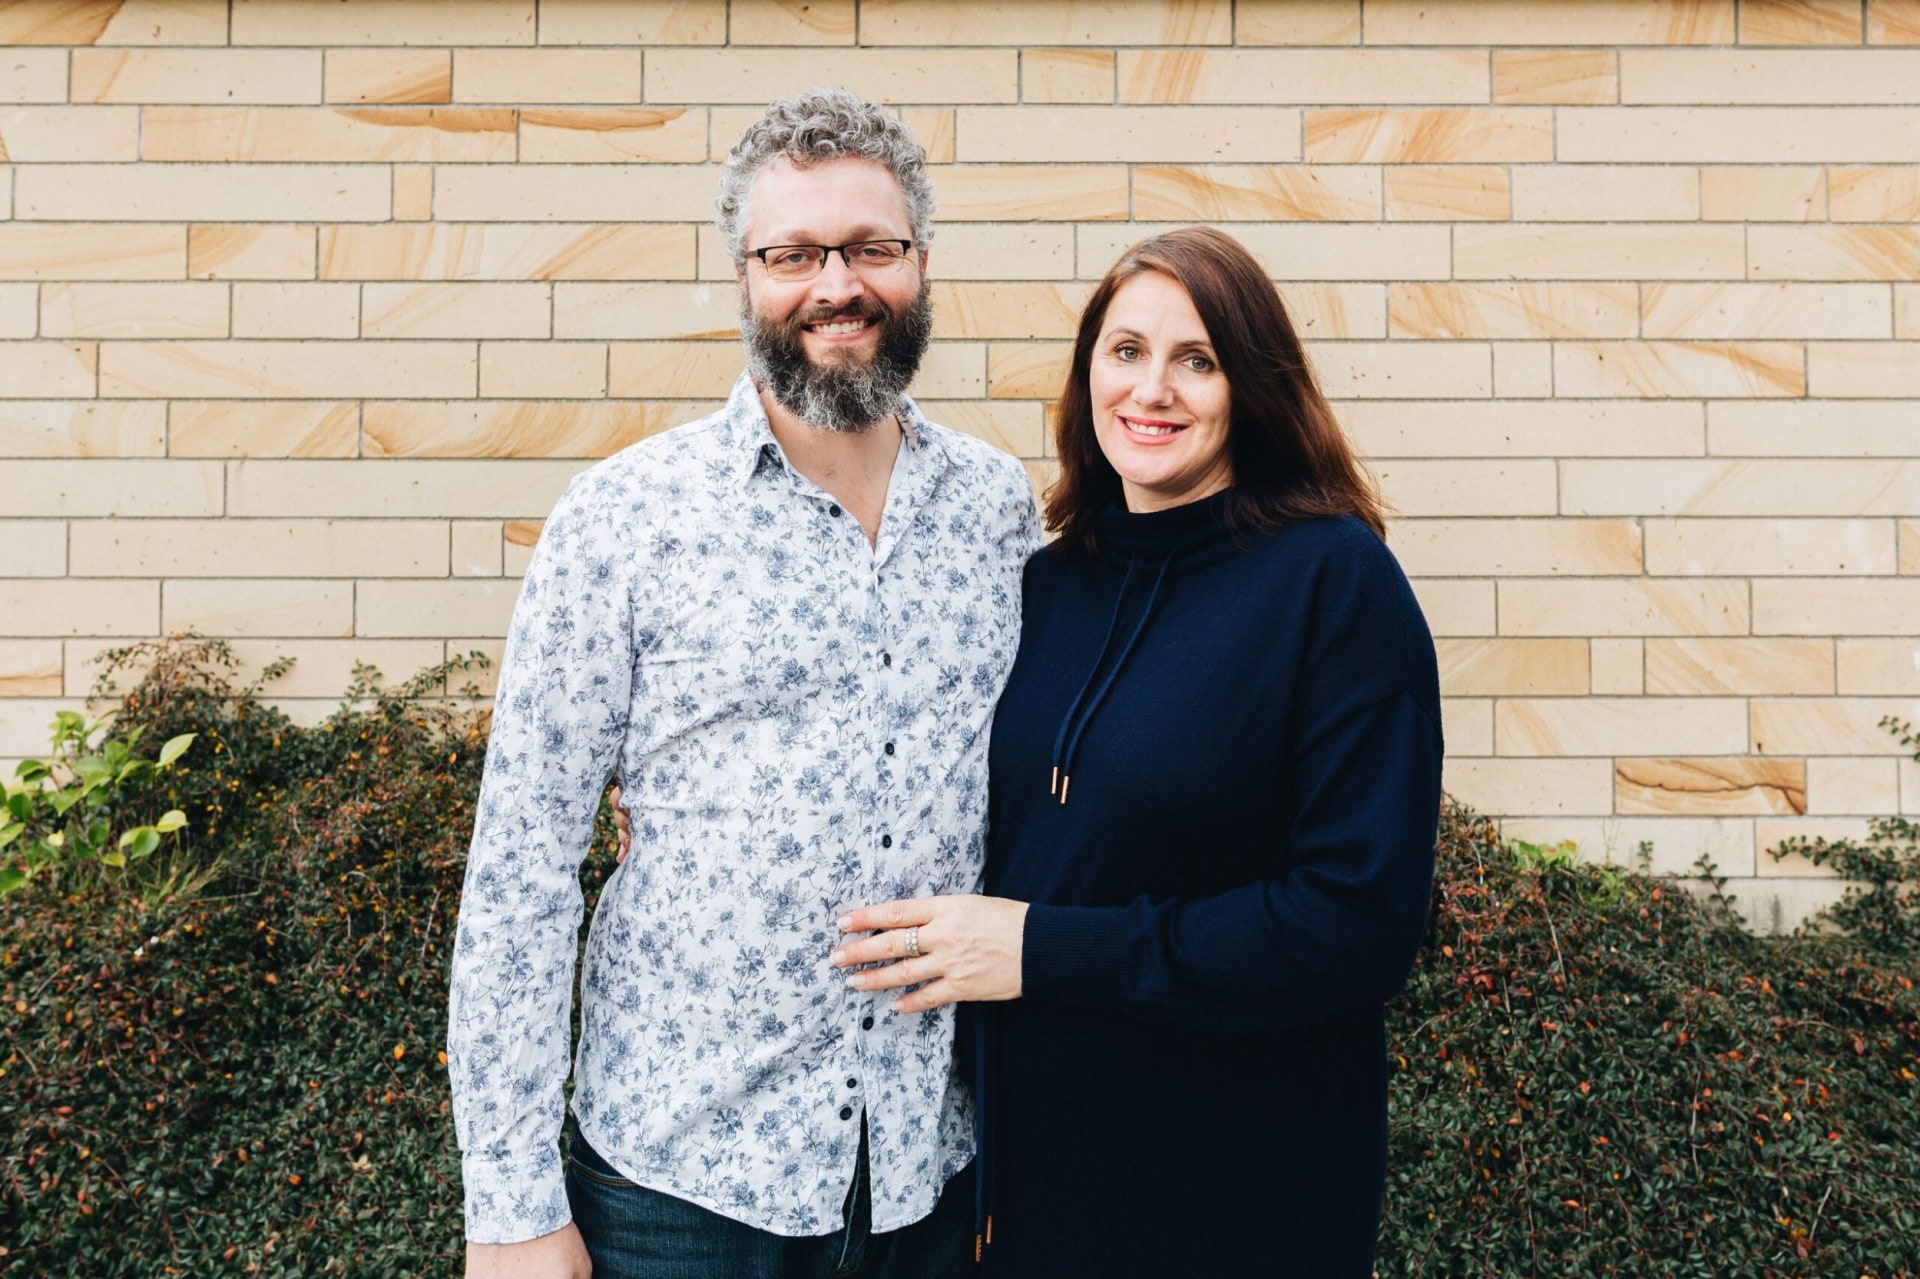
[119,824,152,851]
[0,822,21,850]
[5,791,26,822]
[121,827,161,860]
[155,809,188,834]
[15,760,50,783]
[48,788,85,816]
[157,733,197,769]
[100,850,127,869]
[0,868,25,896]
[73,756,112,784]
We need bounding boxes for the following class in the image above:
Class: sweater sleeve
[1020,531,1444,1033]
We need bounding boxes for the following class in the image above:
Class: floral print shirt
[448,373,1040,1243]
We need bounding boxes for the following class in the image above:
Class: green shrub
[2,640,1915,1277]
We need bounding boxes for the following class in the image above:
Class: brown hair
[1044,225,1387,554]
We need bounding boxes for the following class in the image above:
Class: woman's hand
[832,895,1030,1013]
[610,786,630,862]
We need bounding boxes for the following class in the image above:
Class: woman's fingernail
[830,949,845,966]
[846,974,865,989]
[836,915,851,931]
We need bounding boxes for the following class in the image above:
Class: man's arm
[447,472,638,1251]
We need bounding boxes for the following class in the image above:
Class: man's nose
[808,251,867,308]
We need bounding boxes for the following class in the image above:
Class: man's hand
[609,786,631,863]
[832,894,1029,1012]
[466,1223,591,1279]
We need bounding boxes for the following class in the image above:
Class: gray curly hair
[715,87,935,267]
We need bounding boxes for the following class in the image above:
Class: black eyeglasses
[747,240,916,281]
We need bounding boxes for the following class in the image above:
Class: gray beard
[740,280,933,434]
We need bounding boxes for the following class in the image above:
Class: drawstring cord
[1051,553,1175,805]
[1048,555,1139,803]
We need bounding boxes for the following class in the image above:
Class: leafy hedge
[2,641,1916,1277]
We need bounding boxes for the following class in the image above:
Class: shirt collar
[723,371,944,490]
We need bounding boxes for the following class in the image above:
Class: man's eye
[852,243,898,262]
[771,249,817,268]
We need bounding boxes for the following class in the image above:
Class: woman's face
[1088,270,1233,513]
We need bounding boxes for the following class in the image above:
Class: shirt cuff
[462,1147,571,1245]
[1021,902,1133,1007]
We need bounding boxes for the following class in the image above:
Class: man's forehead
[746,156,911,235]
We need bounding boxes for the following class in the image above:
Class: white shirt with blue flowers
[448,373,1040,1244]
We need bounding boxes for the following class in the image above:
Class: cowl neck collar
[1094,488,1237,562]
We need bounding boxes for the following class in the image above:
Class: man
[448,88,1039,1279]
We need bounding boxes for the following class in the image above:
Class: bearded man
[448,89,1039,1279]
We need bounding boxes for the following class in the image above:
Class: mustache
[783,297,890,330]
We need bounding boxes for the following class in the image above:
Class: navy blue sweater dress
[974,493,1443,1277]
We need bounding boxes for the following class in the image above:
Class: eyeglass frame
[746,239,918,279]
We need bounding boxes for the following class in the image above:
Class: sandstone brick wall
[3,0,1918,929]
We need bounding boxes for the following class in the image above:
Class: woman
[834,226,1444,1275]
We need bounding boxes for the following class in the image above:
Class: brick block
[0,342,96,397]
[1,49,68,104]
[324,49,452,105]
[226,460,580,518]
[1751,698,1920,754]
[1700,166,1826,221]
[1305,108,1552,163]
[1617,758,1807,816]
[1805,758,1902,815]
[40,282,228,339]
[169,401,359,458]
[1740,0,1864,43]
[1492,343,1553,397]
[432,165,714,222]
[357,580,519,638]
[1564,459,1920,516]
[1900,286,1919,338]
[1839,632,1920,689]
[727,0,854,44]
[1120,49,1486,104]
[1511,164,1698,221]
[1907,757,1920,813]
[20,165,388,222]
[73,50,324,105]
[0,285,34,338]
[1362,0,1734,45]
[1758,818,1874,877]
[929,282,1091,341]
[1449,758,1615,816]
[1905,520,1920,573]
[0,402,165,459]
[987,342,1070,399]
[453,50,642,102]
[102,340,476,399]
[1344,401,1704,459]
[1869,0,1920,42]
[520,108,708,163]
[1492,49,1618,103]
[1591,638,1645,694]
[0,641,62,695]
[70,519,448,578]
[553,282,736,340]
[163,579,354,638]
[608,342,743,399]
[144,106,517,163]
[320,224,693,282]
[933,166,1129,222]
[1455,225,1745,279]
[232,282,361,339]
[1236,0,1359,44]
[232,0,536,46]
[1749,227,1920,280]
[535,0,725,44]
[452,521,503,577]
[1312,343,1493,400]
[1132,166,1380,221]
[914,400,1043,457]
[860,0,1230,44]
[1500,579,1750,637]
[1374,459,1554,515]
[1,0,226,45]
[1389,282,1637,340]
[1808,342,1920,397]
[648,50,1017,105]
[0,107,140,161]
[1642,283,1890,340]
[1647,637,1834,695]
[1648,519,1897,576]
[1023,49,1113,103]
[1498,697,1750,756]
[907,342,987,398]
[81,636,452,699]
[362,401,676,458]
[362,283,551,339]
[0,580,157,637]
[1078,223,1451,281]
[1382,166,1510,221]
[1277,284,1387,339]
[2,460,223,516]
[1505,815,1758,878]
[0,523,65,577]
[1435,638,1589,696]
[396,167,436,218]
[1708,401,1920,456]
[1624,50,1920,103]
[480,342,608,398]
[962,106,1301,162]
[1561,107,1920,162]
[1407,580,1496,637]
[0,226,186,282]
[1755,580,1920,636]
[189,225,316,280]
[1392,518,1642,576]
[1553,342,1804,398]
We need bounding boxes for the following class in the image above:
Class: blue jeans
[565,1122,975,1279]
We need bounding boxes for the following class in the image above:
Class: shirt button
[880,834,892,849]
[884,741,895,756]
[839,1105,855,1121]
[861,1015,875,1030]
[847,1077,859,1089]
[881,652,892,667]
[828,504,842,518]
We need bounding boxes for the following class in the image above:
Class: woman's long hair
[1045,225,1387,554]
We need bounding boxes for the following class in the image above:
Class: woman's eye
[1186,354,1214,372]
[1114,343,1141,360]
